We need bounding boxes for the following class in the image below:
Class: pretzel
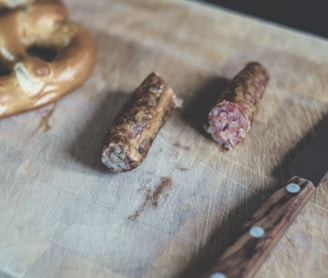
[0,0,96,118]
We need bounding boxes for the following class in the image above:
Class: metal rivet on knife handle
[249,226,265,238]
[210,273,227,278]
[286,183,301,193]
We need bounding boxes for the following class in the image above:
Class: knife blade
[203,124,328,278]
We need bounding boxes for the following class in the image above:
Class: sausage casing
[101,72,181,172]
[207,62,270,150]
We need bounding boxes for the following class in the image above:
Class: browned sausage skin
[207,62,269,150]
[101,72,182,172]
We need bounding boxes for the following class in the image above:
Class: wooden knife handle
[203,176,315,278]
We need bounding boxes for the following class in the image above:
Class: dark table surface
[199,0,328,39]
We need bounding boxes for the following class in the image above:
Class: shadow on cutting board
[177,112,328,277]
[181,76,229,139]
[67,91,130,173]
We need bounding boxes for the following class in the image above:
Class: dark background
[199,0,328,39]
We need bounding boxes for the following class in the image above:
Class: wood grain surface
[1,0,328,277]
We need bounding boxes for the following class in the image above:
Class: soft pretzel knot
[0,0,96,118]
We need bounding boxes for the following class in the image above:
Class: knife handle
[203,176,315,278]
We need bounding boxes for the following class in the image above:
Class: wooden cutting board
[1,0,328,277]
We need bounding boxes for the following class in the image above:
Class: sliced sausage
[102,72,182,172]
[207,62,269,150]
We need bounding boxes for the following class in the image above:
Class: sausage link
[101,72,182,172]
[207,62,269,150]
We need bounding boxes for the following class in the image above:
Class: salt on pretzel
[0,0,96,118]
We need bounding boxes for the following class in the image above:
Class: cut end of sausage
[101,143,142,172]
[207,101,250,150]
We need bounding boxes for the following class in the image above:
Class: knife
[203,124,328,278]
